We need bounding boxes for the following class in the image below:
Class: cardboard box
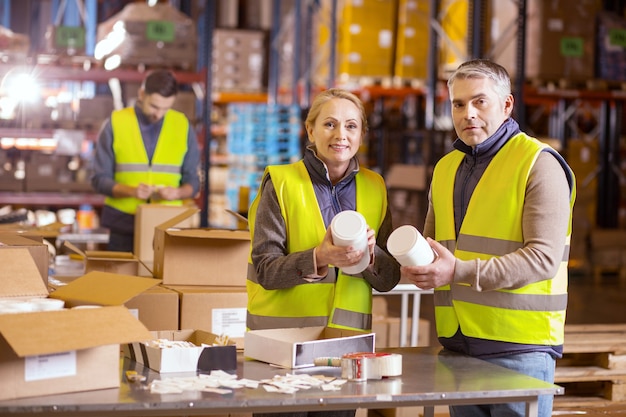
[64,241,146,276]
[134,204,197,265]
[0,250,153,401]
[394,0,431,80]
[153,208,250,286]
[372,316,431,348]
[0,233,49,285]
[385,164,427,191]
[123,329,237,373]
[125,285,179,331]
[525,0,602,81]
[244,326,375,369]
[0,306,150,401]
[170,285,248,349]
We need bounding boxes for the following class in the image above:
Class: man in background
[91,69,200,252]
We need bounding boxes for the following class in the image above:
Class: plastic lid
[387,225,419,256]
[330,210,366,241]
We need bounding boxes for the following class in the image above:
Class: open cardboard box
[244,326,375,369]
[64,241,150,276]
[123,329,237,373]
[153,208,250,286]
[0,233,49,285]
[0,249,155,401]
[134,204,198,264]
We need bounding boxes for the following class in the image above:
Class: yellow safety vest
[105,107,189,214]
[431,133,575,346]
[247,160,387,331]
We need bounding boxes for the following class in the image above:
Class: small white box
[124,329,237,373]
[244,326,375,369]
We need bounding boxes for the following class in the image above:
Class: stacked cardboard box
[96,2,197,70]
[152,208,250,347]
[394,0,431,82]
[212,29,266,92]
[590,228,626,281]
[24,152,92,193]
[526,0,602,82]
[314,0,398,85]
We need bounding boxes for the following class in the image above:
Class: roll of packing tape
[315,352,402,381]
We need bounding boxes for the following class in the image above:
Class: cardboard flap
[65,241,136,261]
[156,208,199,231]
[63,241,87,258]
[85,251,136,260]
[0,234,43,245]
[165,228,250,240]
[0,305,152,357]
[225,209,249,224]
[0,248,48,298]
[49,271,160,307]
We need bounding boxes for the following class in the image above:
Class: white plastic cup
[330,210,370,275]
[387,225,435,266]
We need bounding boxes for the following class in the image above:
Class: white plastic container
[387,225,435,266]
[28,298,66,311]
[330,210,370,275]
[0,299,37,314]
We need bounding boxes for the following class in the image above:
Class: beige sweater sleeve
[424,151,572,292]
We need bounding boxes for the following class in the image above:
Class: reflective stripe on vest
[431,133,575,346]
[246,160,387,331]
[105,107,189,214]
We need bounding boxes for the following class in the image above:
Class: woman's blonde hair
[304,88,368,135]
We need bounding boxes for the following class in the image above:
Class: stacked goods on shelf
[525,0,602,83]
[225,103,302,228]
[95,2,197,70]
[0,25,29,63]
[24,151,92,193]
[314,0,398,86]
[596,11,626,83]
[394,0,431,84]
[76,96,114,130]
[212,29,267,93]
[0,148,24,192]
[589,229,626,281]
[438,0,468,77]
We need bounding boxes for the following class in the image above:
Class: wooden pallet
[554,324,626,406]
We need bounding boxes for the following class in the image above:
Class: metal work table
[0,346,562,417]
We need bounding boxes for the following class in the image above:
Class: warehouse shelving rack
[1,0,623,229]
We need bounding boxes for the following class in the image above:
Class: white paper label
[212,308,246,338]
[25,351,77,381]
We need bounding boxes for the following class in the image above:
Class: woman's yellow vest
[430,133,575,346]
[105,107,189,214]
[246,160,387,331]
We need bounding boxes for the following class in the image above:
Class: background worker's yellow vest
[246,161,387,331]
[431,133,575,346]
[105,108,189,214]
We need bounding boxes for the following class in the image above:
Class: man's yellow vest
[105,107,189,214]
[246,160,387,331]
[430,133,575,346]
